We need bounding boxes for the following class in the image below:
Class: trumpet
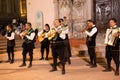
[81,26,91,32]
[20,30,28,38]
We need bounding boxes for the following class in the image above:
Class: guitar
[38,32,47,42]
[48,29,56,40]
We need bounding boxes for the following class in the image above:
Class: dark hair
[59,18,64,23]
[26,22,32,27]
[63,16,67,19]
[55,19,61,23]
[109,18,117,23]
[45,24,50,30]
[7,24,13,29]
[87,20,95,24]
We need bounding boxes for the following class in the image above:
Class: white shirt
[62,27,69,34]
[85,25,97,37]
[6,32,15,40]
[26,33,35,40]
[38,30,49,38]
[112,25,120,38]
[56,26,66,39]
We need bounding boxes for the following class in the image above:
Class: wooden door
[94,0,120,32]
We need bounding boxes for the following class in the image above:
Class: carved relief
[96,1,111,25]
[54,0,90,38]
[71,0,86,38]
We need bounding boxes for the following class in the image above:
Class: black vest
[22,28,35,49]
[53,33,64,42]
[7,31,15,47]
[86,26,98,46]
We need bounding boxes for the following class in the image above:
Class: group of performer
[82,18,120,76]
[3,17,120,76]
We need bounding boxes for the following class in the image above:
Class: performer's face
[109,20,116,27]
[54,20,61,28]
[25,24,30,30]
[87,22,93,27]
[44,26,49,31]
[6,26,11,31]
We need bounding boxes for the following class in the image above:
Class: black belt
[52,41,64,44]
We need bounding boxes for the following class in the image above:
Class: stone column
[85,0,94,20]
[53,0,59,19]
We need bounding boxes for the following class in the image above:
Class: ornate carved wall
[95,0,120,32]
[54,0,93,38]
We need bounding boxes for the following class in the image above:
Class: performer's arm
[38,30,43,36]
[6,32,15,40]
[85,27,97,37]
[26,33,35,40]
[59,30,66,39]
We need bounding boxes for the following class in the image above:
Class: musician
[82,20,98,68]
[59,18,72,64]
[103,18,119,76]
[38,24,50,60]
[49,19,66,75]
[5,24,15,64]
[19,22,35,68]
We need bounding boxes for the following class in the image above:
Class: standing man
[59,18,72,64]
[19,22,35,68]
[82,20,98,68]
[38,24,50,60]
[5,24,15,64]
[49,19,66,75]
[103,18,119,76]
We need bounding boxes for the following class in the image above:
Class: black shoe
[39,58,44,60]
[19,63,26,67]
[57,62,61,65]
[28,64,32,68]
[115,71,119,76]
[49,68,57,72]
[102,68,112,72]
[90,65,97,68]
[10,60,14,64]
[86,63,93,66]
[45,57,48,60]
[6,60,11,62]
[68,60,71,65]
[62,70,65,75]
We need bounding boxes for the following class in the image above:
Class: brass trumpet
[20,30,28,38]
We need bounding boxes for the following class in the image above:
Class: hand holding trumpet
[20,30,28,38]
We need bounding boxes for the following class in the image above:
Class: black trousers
[22,48,33,64]
[40,42,50,58]
[87,46,97,65]
[7,46,14,61]
[51,42,65,70]
[106,45,119,71]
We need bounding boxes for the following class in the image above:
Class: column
[86,0,94,20]
[53,0,59,19]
